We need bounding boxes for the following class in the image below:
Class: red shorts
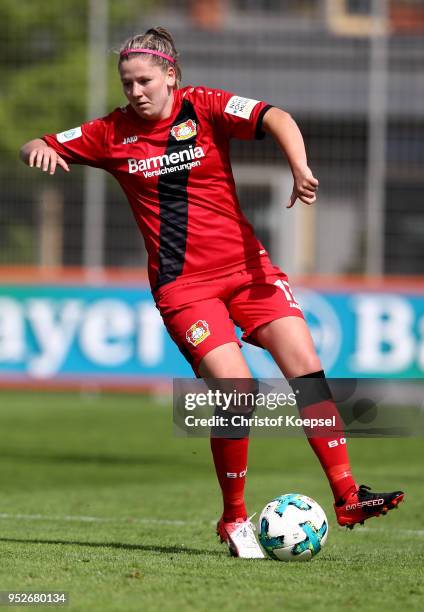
[155,259,304,372]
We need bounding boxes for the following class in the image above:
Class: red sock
[210,437,248,522]
[301,399,356,502]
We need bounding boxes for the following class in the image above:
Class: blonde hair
[119,27,181,89]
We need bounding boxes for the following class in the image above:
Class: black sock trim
[298,370,325,380]
[288,370,333,410]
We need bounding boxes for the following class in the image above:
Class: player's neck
[154,91,175,122]
[162,91,175,119]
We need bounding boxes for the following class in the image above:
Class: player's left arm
[262,107,319,208]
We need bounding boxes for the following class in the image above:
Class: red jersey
[43,87,272,294]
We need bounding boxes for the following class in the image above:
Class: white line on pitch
[1,513,423,537]
[0,512,202,526]
[353,526,424,537]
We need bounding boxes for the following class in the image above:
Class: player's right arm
[20,116,110,175]
[20,138,70,175]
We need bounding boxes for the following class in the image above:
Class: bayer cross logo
[186,320,210,347]
[171,120,197,141]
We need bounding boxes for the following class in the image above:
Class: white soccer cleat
[217,514,265,559]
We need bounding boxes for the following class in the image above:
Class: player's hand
[28,146,70,175]
[287,165,319,208]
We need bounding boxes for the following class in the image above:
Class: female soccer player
[20,27,403,558]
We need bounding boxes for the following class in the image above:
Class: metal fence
[1,0,423,275]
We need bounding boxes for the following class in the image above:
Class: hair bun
[145,27,174,44]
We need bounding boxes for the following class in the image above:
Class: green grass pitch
[0,391,422,611]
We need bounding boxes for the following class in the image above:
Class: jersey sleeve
[207,89,273,141]
[42,117,110,168]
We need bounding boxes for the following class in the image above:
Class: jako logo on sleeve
[123,135,138,145]
[224,96,259,119]
[57,127,83,143]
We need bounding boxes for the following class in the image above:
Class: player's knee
[288,353,322,379]
[211,378,258,438]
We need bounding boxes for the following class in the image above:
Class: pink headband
[119,48,175,64]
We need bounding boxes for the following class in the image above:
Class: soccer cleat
[335,484,404,528]
[216,515,265,559]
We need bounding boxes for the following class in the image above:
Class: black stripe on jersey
[156,100,199,289]
[255,104,273,140]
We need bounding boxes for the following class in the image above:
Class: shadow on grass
[0,537,222,556]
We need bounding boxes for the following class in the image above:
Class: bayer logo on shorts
[186,320,211,347]
[295,289,342,372]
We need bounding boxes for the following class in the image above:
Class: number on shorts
[274,279,300,309]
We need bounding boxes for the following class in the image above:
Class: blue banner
[0,279,423,386]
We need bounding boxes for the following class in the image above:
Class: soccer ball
[258,493,328,561]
